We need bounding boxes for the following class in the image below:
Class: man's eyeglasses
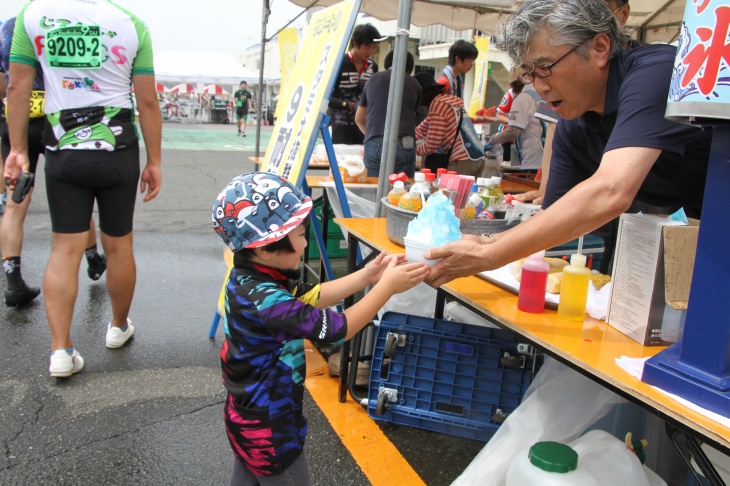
[518,39,588,85]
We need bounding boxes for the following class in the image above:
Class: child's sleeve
[259,283,347,344]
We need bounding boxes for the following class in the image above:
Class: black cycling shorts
[1,117,46,176]
[44,145,140,236]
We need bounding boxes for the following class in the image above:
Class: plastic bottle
[557,253,591,321]
[435,168,448,187]
[506,430,659,486]
[477,177,494,208]
[490,176,504,199]
[463,184,483,219]
[425,173,437,195]
[398,184,424,212]
[413,172,427,199]
[387,180,406,206]
[397,172,412,191]
[518,251,549,313]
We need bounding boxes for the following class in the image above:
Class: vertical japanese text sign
[468,37,490,118]
[665,0,730,123]
[261,0,361,187]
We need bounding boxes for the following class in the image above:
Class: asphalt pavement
[0,122,484,485]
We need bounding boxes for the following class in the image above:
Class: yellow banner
[469,37,490,118]
[275,28,298,120]
[262,0,360,186]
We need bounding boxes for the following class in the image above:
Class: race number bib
[46,25,102,69]
[3,91,45,120]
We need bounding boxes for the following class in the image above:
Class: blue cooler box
[368,312,541,442]
[546,233,605,270]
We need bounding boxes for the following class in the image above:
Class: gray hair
[493,0,631,66]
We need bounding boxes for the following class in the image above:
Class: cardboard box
[334,165,367,183]
[606,214,699,346]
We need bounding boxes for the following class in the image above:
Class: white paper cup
[404,237,441,267]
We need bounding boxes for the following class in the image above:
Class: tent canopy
[155,82,169,93]
[289,0,686,43]
[203,84,230,95]
[153,51,266,85]
[170,82,196,94]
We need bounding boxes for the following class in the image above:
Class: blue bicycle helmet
[212,172,313,251]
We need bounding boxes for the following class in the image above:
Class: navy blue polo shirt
[544,44,711,218]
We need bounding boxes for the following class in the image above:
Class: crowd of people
[0,0,716,484]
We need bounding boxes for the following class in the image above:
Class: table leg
[339,232,359,402]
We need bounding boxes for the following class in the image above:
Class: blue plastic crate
[368,312,541,442]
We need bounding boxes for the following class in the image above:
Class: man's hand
[140,163,162,202]
[424,238,488,287]
[2,151,30,190]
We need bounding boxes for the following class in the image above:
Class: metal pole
[375,0,413,216]
[255,0,270,158]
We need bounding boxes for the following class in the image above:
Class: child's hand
[365,251,405,285]
[377,257,429,295]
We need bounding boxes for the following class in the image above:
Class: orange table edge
[334,217,730,455]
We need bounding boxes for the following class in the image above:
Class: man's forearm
[6,63,36,153]
[137,101,162,166]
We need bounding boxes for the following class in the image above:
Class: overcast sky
[0,0,305,56]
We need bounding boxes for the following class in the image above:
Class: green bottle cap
[528,441,579,473]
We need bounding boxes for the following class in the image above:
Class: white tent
[153,50,265,85]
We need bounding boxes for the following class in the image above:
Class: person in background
[5,0,162,377]
[437,39,478,99]
[327,23,381,145]
[0,15,106,308]
[213,172,428,486]
[493,76,525,164]
[425,0,710,287]
[483,72,544,170]
[355,50,421,177]
[415,72,484,177]
[233,80,255,137]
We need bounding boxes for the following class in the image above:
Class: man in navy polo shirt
[425,0,711,287]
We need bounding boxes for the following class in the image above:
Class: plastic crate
[546,233,605,270]
[307,198,349,259]
[368,312,541,442]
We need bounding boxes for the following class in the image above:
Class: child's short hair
[235,215,310,259]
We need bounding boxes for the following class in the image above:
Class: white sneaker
[49,349,85,377]
[106,319,135,348]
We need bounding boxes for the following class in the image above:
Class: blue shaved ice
[406,193,462,246]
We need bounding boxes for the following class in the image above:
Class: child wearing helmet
[212,172,428,485]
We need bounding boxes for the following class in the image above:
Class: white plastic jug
[506,430,666,486]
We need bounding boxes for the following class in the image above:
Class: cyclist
[5,0,162,377]
[1,16,106,308]
[234,80,255,137]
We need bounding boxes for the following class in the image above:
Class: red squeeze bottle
[517,250,549,313]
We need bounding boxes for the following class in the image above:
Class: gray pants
[230,451,311,486]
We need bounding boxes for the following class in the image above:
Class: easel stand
[299,116,361,283]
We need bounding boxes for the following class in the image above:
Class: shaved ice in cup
[404,193,462,266]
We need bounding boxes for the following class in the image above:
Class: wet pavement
[0,123,484,485]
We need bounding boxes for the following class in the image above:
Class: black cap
[414,72,444,93]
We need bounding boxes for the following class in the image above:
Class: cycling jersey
[10,0,154,151]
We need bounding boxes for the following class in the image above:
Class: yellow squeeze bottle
[557,254,591,321]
